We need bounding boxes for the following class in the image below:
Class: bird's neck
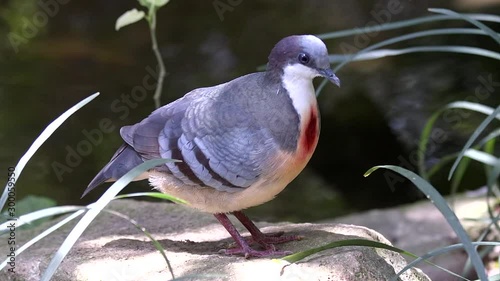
[280,64,318,120]
[280,64,320,158]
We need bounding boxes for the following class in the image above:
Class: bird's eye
[298,53,310,64]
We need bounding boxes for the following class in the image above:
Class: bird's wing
[121,85,279,192]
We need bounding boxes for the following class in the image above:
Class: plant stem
[148,10,167,109]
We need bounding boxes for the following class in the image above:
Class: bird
[83,34,340,258]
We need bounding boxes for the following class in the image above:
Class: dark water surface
[1,0,499,222]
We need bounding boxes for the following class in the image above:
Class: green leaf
[394,241,500,281]
[449,105,500,180]
[114,192,187,204]
[364,165,487,281]
[103,209,175,279]
[139,0,169,8]
[329,46,500,64]
[282,238,464,279]
[282,238,413,263]
[429,8,500,45]
[40,158,175,281]
[0,209,85,271]
[317,13,500,40]
[463,149,499,166]
[115,8,146,31]
[0,205,82,235]
[418,101,499,180]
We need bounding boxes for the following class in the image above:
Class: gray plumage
[84,34,342,259]
[84,34,339,198]
[84,73,299,195]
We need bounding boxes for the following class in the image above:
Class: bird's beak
[318,68,341,87]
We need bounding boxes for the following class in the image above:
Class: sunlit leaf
[115,192,187,204]
[0,210,85,271]
[394,241,499,281]
[40,158,174,281]
[418,101,499,180]
[115,8,145,31]
[317,14,500,39]
[429,8,500,45]
[449,105,500,180]
[365,165,487,281]
[0,205,83,235]
[463,149,499,166]
[104,209,175,279]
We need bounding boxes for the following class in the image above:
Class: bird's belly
[148,147,314,214]
[148,171,285,213]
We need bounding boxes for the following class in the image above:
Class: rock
[329,195,488,281]
[0,200,429,281]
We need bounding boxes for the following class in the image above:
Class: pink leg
[214,213,292,258]
[232,211,303,247]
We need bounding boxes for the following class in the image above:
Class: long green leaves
[103,209,175,279]
[364,166,487,281]
[395,241,500,281]
[418,102,500,180]
[448,106,500,180]
[282,238,465,280]
[40,158,175,281]
[114,192,187,204]
[429,8,500,45]
[315,9,500,96]
[0,93,99,212]
[317,13,500,40]
[0,206,84,235]
[0,209,85,270]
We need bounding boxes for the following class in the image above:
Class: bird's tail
[82,143,144,197]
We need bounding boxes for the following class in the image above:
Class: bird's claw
[249,233,304,247]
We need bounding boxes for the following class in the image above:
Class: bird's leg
[214,213,291,258]
[232,211,303,248]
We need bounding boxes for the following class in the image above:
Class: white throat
[281,63,318,119]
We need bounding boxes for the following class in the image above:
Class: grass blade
[0,206,84,236]
[364,165,487,281]
[317,14,500,39]
[332,28,498,72]
[40,158,174,281]
[0,210,85,271]
[463,149,499,166]
[282,238,415,263]
[395,241,500,281]
[282,238,464,280]
[449,157,471,208]
[114,192,186,204]
[0,93,100,212]
[429,8,500,45]
[329,46,500,64]
[103,209,175,279]
[418,101,499,180]
[449,105,500,180]
[317,46,500,96]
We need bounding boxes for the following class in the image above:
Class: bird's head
[267,35,340,87]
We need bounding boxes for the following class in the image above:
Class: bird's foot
[219,244,292,258]
[249,231,304,247]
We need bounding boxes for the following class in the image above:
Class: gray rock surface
[0,200,430,281]
[329,195,487,281]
